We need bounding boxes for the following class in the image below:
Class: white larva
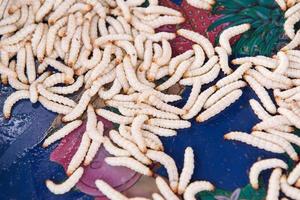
[115,40,137,66]
[146,149,179,192]
[43,120,82,148]
[184,181,215,200]
[219,24,251,55]
[249,159,288,189]
[0,0,9,19]
[178,147,195,195]
[266,128,300,147]
[15,5,28,28]
[38,96,72,115]
[96,108,133,125]
[153,43,163,59]
[58,26,67,37]
[0,9,20,26]
[103,136,130,157]
[285,68,300,78]
[134,6,181,16]
[105,157,153,176]
[182,77,202,111]
[43,73,74,88]
[3,90,30,119]
[116,0,130,21]
[255,66,292,86]
[142,130,164,151]
[287,162,300,186]
[142,124,177,137]
[281,30,300,51]
[46,167,84,195]
[280,175,300,200]
[177,29,215,58]
[184,55,218,78]
[197,89,242,122]
[7,61,29,90]
[152,193,165,200]
[253,115,292,131]
[131,114,148,153]
[205,81,246,109]
[285,2,300,18]
[123,56,151,91]
[89,70,116,96]
[111,93,139,102]
[106,16,124,34]
[0,24,17,35]
[274,86,300,99]
[155,66,169,80]
[145,16,185,29]
[86,105,101,142]
[284,11,300,39]
[224,132,285,154]
[157,58,193,91]
[16,46,28,84]
[182,86,217,120]
[244,75,276,114]
[278,107,300,129]
[86,44,112,87]
[37,84,76,108]
[140,39,153,71]
[35,0,55,22]
[109,130,151,165]
[232,56,277,69]
[94,34,133,46]
[44,58,74,77]
[29,71,51,104]
[46,17,67,56]
[98,78,122,100]
[61,14,76,53]
[170,51,195,75]
[95,179,128,200]
[98,18,108,36]
[275,0,287,10]
[115,63,130,93]
[67,132,90,175]
[148,95,186,115]
[117,16,131,35]
[68,3,92,14]
[144,32,176,42]
[186,0,212,10]
[134,34,146,60]
[36,24,48,62]
[49,75,83,95]
[274,51,289,74]
[216,62,252,87]
[54,39,65,60]
[62,90,91,122]
[215,46,232,74]
[147,118,191,129]
[48,0,76,25]
[68,25,82,67]
[189,44,205,70]
[131,16,154,34]
[0,62,16,78]
[266,168,282,200]
[89,15,99,43]
[155,176,180,200]
[252,131,298,161]
[249,99,271,120]
[147,62,160,82]
[246,69,289,90]
[80,48,102,70]
[82,19,92,50]
[180,63,221,86]
[120,106,179,120]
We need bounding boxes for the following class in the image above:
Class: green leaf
[208,14,243,32]
[197,188,231,200]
